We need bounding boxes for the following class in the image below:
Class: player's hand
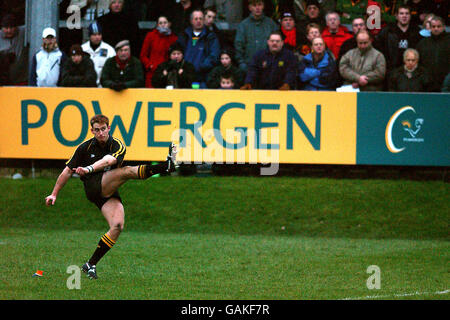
[75,167,89,176]
[45,195,56,206]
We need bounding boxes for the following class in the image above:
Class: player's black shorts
[83,172,122,210]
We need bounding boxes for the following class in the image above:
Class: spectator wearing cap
[140,15,178,88]
[0,13,28,85]
[152,42,196,88]
[176,9,221,88]
[207,49,245,88]
[82,21,116,87]
[293,1,336,23]
[321,12,352,59]
[298,37,337,90]
[234,0,279,73]
[241,31,297,90]
[60,44,97,87]
[97,0,140,56]
[100,39,144,91]
[29,27,67,87]
[297,0,326,34]
[279,9,304,59]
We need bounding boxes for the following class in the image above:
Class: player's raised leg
[101,143,178,198]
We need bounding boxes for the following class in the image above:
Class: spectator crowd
[0,0,449,92]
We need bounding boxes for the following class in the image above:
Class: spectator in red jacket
[140,15,178,88]
[321,11,352,59]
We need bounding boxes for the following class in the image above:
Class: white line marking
[341,289,450,300]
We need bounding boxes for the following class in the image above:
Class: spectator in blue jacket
[298,37,337,90]
[241,31,297,90]
[177,8,221,88]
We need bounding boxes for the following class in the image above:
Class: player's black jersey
[66,135,126,181]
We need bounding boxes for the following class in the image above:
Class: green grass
[0,176,448,299]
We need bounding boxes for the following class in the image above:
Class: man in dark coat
[416,16,449,92]
[0,13,29,85]
[100,40,144,91]
[375,5,422,78]
[161,0,195,36]
[152,42,196,88]
[97,0,140,56]
[241,31,297,90]
[388,48,432,92]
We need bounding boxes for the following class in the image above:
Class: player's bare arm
[45,166,73,206]
[75,155,118,177]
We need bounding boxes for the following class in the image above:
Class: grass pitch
[0,176,448,300]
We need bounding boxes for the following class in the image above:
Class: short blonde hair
[422,13,436,29]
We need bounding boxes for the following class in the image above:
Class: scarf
[283,27,297,48]
[404,64,418,79]
[157,26,172,36]
[115,55,130,70]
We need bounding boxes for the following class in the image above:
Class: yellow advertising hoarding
[0,87,357,164]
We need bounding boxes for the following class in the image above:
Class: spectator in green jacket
[100,40,144,91]
[234,0,279,73]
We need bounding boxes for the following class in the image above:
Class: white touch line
[341,289,450,300]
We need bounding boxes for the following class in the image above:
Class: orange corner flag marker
[32,270,44,277]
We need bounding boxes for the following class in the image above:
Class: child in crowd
[207,49,245,88]
[219,72,235,89]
